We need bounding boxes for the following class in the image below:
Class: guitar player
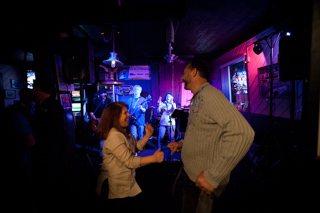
[89,87,111,129]
[126,85,148,140]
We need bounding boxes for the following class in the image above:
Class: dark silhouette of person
[1,89,35,212]
[30,79,68,211]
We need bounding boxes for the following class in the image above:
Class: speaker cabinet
[117,95,131,103]
[279,34,310,81]
[60,37,95,84]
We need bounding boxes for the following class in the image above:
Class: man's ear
[191,68,198,77]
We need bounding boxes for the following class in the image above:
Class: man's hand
[139,105,146,112]
[90,112,98,121]
[195,171,215,195]
[167,141,182,153]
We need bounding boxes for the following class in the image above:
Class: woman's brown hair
[96,102,131,140]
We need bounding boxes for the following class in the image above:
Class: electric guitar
[88,117,98,133]
[129,95,152,124]
[89,96,106,133]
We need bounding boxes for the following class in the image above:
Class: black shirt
[91,96,111,118]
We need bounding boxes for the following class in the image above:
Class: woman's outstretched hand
[145,124,154,138]
[153,148,164,163]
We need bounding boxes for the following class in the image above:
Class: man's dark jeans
[172,166,216,213]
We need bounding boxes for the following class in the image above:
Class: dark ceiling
[1,0,311,66]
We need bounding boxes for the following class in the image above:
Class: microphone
[157,96,162,107]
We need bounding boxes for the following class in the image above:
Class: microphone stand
[168,114,172,162]
[251,32,284,171]
[168,101,176,162]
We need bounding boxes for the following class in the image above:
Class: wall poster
[258,63,291,98]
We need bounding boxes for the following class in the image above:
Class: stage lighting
[253,42,263,55]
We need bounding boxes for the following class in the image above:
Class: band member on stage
[157,92,176,148]
[126,85,148,140]
[90,88,111,122]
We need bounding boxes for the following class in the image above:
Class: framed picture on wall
[5,90,16,99]
[60,93,72,109]
[11,79,22,89]
[258,63,291,98]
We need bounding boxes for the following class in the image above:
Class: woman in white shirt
[157,92,176,149]
[96,102,164,212]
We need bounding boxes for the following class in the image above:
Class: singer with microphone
[157,92,176,149]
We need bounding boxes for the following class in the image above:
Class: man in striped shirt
[168,59,255,213]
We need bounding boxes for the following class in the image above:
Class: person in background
[31,78,68,211]
[90,87,111,122]
[157,92,176,149]
[168,59,255,213]
[96,102,164,213]
[1,89,36,212]
[126,85,148,140]
[11,87,35,121]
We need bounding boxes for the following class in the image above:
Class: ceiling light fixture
[103,52,123,68]
[102,27,123,68]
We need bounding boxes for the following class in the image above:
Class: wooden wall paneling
[0,64,22,107]
[211,26,298,119]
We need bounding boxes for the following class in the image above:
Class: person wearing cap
[90,88,112,122]
[30,78,68,211]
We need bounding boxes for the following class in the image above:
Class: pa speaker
[279,34,309,81]
[118,95,131,103]
[60,37,95,84]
